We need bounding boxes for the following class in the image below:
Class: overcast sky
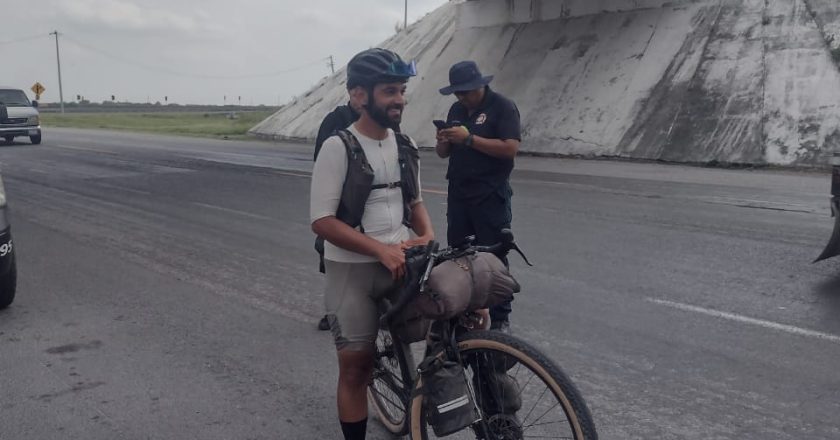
[2,0,449,106]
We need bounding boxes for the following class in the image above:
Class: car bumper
[0,125,40,137]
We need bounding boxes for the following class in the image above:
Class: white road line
[53,143,108,153]
[423,188,448,195]
[191,202,273,221]
[94,182,152,195]
[277,171,310,178]
[646,297,840,343]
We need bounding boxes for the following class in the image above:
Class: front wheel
[30,134,41,145]
[408,330,598,440]
[368,329,415,435]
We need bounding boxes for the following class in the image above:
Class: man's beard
[366,101,403,130]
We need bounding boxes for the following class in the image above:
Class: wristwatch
[464,133,475,148]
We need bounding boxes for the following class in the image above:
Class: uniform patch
[476,113,487,125]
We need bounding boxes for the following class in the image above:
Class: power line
[62,35,330,80]
[0,34,49,45]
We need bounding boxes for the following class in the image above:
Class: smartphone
[433,120,461,130]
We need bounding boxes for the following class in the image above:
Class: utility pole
[404,0,408,29]
[50,31,65,114]
[328,55,335,75]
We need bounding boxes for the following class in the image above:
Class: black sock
[340,418,367,440]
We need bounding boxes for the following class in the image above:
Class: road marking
[54,143,109,153]
[277,171,310,178]
[94,182,152,195]
[191,202,273,221]
[423,188,447,195]
[646,298,840,343]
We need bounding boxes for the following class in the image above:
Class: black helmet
[347,48,417,89]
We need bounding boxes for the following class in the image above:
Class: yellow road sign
[31,82,45,99]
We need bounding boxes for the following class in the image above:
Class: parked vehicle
[0,173,15,309]
[0,86,41,145]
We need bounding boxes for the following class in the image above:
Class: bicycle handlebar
[379,229,530,326]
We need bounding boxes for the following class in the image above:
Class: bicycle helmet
[347,48,417,89]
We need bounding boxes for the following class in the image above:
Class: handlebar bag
[417,252,520,320]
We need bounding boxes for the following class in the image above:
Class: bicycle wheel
[368,329,415,435]
[408,330,597,440]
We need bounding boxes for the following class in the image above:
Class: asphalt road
[1,127,839,439]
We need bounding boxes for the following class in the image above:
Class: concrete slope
[251,0,840,166]
[248,3,458,142]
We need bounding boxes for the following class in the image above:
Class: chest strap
[371,181,402,190]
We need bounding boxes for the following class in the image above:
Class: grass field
[40,111,276,139]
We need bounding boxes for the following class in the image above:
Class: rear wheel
[2,136,13,144]
[368,329,415,435]
[408,330,597,440]
[30,134,41,145]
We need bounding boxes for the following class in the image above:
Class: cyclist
[310,48,434,440]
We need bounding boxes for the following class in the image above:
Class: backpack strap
[333,129,373,232]
[372,181,401,190]
[334,129,365,162]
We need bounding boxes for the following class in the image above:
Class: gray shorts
[324,260,399,352]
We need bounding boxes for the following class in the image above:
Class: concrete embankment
[250,0,840,166]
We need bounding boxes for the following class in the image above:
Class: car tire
[30,134,41,145]
[0,253,17,309]
[2,136,12,144]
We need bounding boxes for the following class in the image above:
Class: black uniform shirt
[445,87,521,201]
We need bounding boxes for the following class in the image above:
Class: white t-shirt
[310,125,422,263]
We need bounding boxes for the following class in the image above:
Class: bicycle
[367,231,598,439]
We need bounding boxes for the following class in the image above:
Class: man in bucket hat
[435,60,521,332]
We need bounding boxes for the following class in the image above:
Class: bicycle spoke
[523,419,567,429]
[523,401,562,429]
[371,383,405,410]
[521,382,550,427]
[517,367,536,398]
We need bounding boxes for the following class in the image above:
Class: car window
[0,90,31,107]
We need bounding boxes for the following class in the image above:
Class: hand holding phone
[433,119,449,130]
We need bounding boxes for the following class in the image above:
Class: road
[0,127,838,439]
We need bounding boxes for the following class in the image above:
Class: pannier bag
[418,351,481,437]
[416,252,520,320]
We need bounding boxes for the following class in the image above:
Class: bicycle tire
[368,329,415,435]
[408,330,597,440]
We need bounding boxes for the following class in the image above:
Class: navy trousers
[446,186,513,323]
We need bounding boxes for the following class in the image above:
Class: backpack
[313,129,419,273]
